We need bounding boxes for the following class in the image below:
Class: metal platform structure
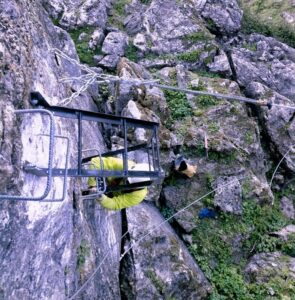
[0,92,163,202]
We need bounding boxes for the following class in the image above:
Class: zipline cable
[69,176,246,299]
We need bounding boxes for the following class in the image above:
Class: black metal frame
[18,92,162,201]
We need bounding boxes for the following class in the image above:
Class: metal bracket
[0,109,55,201]
[39,135,70,202]
[79,149,106,200]
[1,94,164,201]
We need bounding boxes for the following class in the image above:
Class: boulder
[208,51,232,76]
[199,0,243,35]
[133,33,148,52]
[214,176,243,214]
[245,252,295,283]
[42,0,64,20]
[134,0,215,56]
[122,100,147,143]
[102,31,128,56]
[272,224,295,240]
[245,81,295,172]
[163,180,204,232]
[88,28,105,49]
[98,54,120,70]
[232,34,295,99]
[280,197,295,220]
[122,202,212,299]
[124,1,145,36]
[59,0,111,29]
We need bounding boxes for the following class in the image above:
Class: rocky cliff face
[0,1,121,299]
[1,0,295,299]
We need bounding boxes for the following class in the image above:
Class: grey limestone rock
[123,202,212,299]
[0,1,122,299]
[88,28,105,49]
[233,34,295,99]
[280,196,295,220]
[200,0,243,35]
[163,180,204,232]
[245,252,295,283]
[58,0,112,29]
[98,54,120,70]
[42,0,65,20]
[133,33,148,52]
[231,34,295,171]
[273,224,295,240]
[208,51,232,76]
[214,176,243,214]
[102,31,128,56]
[136,0,214,56]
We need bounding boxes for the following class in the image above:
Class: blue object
[198,208,217,219]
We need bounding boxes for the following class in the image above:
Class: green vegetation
[108,0,131,30]
[113,0,130,16]
[139,0,152,4]
[69,27,102,66]
[160,206,175,222]
[189,198,295,299]
[243,42,258,52]
[193,71,224,79]
[146,269,166,294]
[208,150,237,164]
[241,7,295,48]
[183,31,213,43]
[125,43,138,62]
[77,239,90,271]
[208,122,219,134]
[196,94,219,108]
[177,50,202,62]
[51,18,60,26]
[245,132,254,144]
[164,90,193,122]
[189,82,220,108]
[183,144,206,158]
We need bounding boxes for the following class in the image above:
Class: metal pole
[122,119,128,180]
[152,83,270,106]
[77,111,82,175]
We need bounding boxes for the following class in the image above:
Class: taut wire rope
[69,176,246,299]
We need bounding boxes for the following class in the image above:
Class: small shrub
[113,0,129,16]
[77,239,90,270]
[177,50,202,62]
[281,233,295,257]
[183,31,213,43]
[208,122,219,133]
[196,94,219,108]
[164,90,192,121]
[160,206,175,222]
[244,132,254,144]
[125,43,138,62]
[69,27,102,66]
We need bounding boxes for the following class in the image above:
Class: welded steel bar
[24,168,161,178]
[0,109,55,201]
[81,143,149,163]
[154,125,161,172]
[41,135,70,202]
[122,119,128,181]
[77,112,82,175]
